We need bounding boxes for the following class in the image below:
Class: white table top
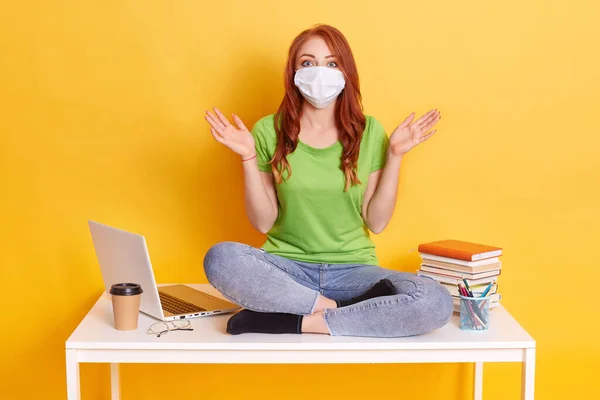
[66,284,535,351]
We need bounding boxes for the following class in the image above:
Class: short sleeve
[251,117,275,172]
[369,117,389,172]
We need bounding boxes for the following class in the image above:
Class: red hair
[270,24,366,191]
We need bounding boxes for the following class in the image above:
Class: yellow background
[1,0,599,398]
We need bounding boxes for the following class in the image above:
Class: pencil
[460,283,487,325]
[459,284,482,328]
[462,278,474,297]
[479,282,494,298]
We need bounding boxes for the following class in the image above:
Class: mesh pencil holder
[459,294,490,331]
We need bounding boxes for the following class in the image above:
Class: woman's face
[295,36,339,71]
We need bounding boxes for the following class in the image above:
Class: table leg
[521,348,536,400]
[111,363,121,400]
[66,349,80,400]
[473,362,483,400]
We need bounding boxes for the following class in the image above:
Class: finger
[204,114,224,133]
[205,110,224,128]
[232,113,248,131]
[419,113,441,133]
[210,127,224,143]
[205,112,225,132]
[212,107,232,127]
[420,129,437,142]
[399,112,416,128]
[417,110,439,129]
[414,109,437,126]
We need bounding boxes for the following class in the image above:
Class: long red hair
[270,24,366,191]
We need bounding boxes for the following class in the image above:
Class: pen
[460,283,487,324]
[462,278,474,296]
[459,284,471,298]
[459,284,482,328]
[479,282,494,298]
[477,282,494,313]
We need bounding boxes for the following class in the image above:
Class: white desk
[66,284,535,400]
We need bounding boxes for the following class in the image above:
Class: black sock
[226,309,303,335]
[335,278,395,308]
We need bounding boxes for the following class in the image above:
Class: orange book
[418,239,503,261]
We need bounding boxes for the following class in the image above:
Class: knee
[383,276,453,336]
[203,242,247,286]
[396,275,453,335]
[424,281,454,330]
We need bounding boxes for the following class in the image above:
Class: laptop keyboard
[158,291,206,315]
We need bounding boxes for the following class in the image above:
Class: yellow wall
[2,0,599,398]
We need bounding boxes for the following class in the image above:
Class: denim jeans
[203,242,453,337]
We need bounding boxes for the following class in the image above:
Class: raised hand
[204,107,256,159]
[388,109,441,156]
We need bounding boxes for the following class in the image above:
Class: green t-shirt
[251,114,389,265]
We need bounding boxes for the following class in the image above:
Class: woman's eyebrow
[298,54,337,58]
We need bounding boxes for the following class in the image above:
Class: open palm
[204,107,255,158]
[389,109,441,156]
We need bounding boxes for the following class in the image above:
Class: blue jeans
[203,242,453,337]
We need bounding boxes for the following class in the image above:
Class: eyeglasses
[147,320,193,338]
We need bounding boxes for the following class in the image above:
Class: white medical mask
[294,66,346,109]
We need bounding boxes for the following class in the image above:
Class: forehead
[297,36,333,58]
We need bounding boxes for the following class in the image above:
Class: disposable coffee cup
[109,283,143,331]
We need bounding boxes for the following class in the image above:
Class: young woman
[203,24,452,337]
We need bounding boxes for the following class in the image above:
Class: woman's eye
[327,61,338,68]
[301,60,313,67]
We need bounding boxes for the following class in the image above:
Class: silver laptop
[88,220,241,321]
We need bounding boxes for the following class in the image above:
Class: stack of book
[416,239,503,313]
